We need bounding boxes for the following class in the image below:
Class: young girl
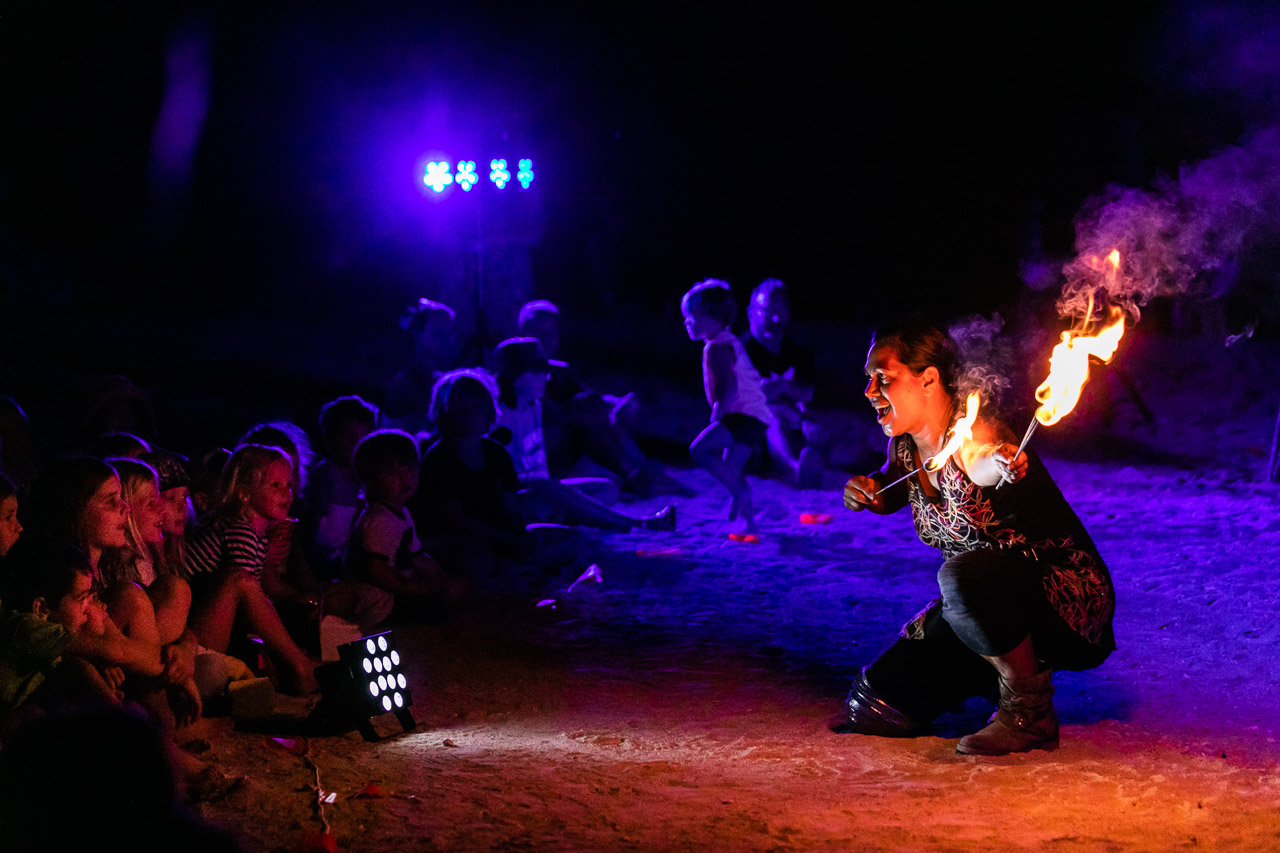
[138,449,194,577]
[680,280,772,529]
[493,337,675,532]
[100,458,197,678]
[183,444,318,695]
[238,423,326,641]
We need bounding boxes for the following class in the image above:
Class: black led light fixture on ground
[311,630,416,742]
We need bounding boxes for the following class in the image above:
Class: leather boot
[956,668,1058,755]
[831,669,919,737]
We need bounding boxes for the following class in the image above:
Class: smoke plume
[1059,126,1280,323]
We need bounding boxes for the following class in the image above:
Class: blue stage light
[423,161,453,192]
[517,159,534,189]
[456,160,478,191]
[490,159,511,189]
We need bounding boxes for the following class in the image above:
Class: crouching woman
[839,318,1115,755]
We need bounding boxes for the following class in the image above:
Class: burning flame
[925,391,980,471]
[1034,303,1126,426]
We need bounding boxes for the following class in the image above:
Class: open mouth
[873,402,892,421]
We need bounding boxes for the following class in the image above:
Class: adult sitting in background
[740,279,825,488]
[384,298,461,436]
[492,338,674,533]
[517,300,673,497]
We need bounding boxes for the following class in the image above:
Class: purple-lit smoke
[1059,127,1280,322]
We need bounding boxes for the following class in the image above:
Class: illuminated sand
[189,409,1280,847]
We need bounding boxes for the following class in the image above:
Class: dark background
[1,1,1275,451]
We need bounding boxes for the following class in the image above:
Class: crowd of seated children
[1,290,730,806]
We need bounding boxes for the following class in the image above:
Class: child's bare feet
[729,488,756,530]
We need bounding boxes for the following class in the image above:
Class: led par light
[312,630,416,742]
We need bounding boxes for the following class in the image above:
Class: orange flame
[925,391,980,471]
[1034,305,1126,426]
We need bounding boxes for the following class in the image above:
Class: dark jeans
[866,548,1106,725]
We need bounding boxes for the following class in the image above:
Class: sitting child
[183,444,318,695]
[0,540,117,726]
[681,280,771,530]
[324,429,462,632]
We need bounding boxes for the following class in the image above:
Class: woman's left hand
[992,443,1028,485]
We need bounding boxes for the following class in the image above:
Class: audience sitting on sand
[408,368,584,594]
[681,279,771,531]
[384,298,462,435]
[740,278,827,488]
[491,337,676,533]
[517,299,673,497]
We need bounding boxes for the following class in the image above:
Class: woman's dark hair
[0,472,15,503]
[21,456,117,549]
[869,316,961,400]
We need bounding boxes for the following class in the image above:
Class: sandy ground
[185,331,1280,852]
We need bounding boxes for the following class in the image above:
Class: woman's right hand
[843,475,882,512]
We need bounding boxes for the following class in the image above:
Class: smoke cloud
[1059,126,1280,323]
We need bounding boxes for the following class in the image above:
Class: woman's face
[159,485,191,536]
[246,459,295,523]
[129,479,167,546]
[863,346,932,437]
[84,475,130,550]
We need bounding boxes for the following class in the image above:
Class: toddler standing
[681,280,771,530]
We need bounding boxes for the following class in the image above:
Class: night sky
[3,2,1275,358]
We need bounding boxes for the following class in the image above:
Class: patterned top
[184,516,269,579]
[887,434,1115,649]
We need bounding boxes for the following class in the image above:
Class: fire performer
[837,317,1115,755]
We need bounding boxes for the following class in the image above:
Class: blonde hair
[206,444,291,524]
[98,457,159,588]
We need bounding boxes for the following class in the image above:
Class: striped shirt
[184,516,269,579]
